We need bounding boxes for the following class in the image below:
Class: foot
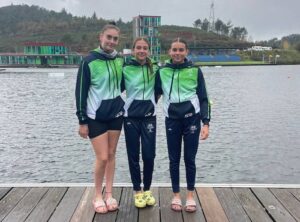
[185,199,197,213]
[134,193,146,208]
[105,197,118,211]
[143,190,156,206]
[171,197,182,212]
[93,199,108,214]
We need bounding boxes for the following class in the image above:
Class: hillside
[0,4,251,53]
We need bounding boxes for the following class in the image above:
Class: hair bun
[108,21,117,26]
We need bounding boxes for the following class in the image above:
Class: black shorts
[87,117,123,139]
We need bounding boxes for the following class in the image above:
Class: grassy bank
[237,49,300,65]
[194,61,265,66]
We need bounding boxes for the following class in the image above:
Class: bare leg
[186,190,194,201]
[91,133,109,202]
[104,130,121,210]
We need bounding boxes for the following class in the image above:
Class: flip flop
[93,199,108,214]
[105,197,119,211]
[185,199,197,213]
[171,197,182,212]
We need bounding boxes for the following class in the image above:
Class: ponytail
[146,57,154,74]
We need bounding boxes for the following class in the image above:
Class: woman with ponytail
[122,37,159,208]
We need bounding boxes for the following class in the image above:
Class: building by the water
[0,42,83,67]
[188,47,242,62]
[133,15,161,61]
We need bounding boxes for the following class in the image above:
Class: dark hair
[132,37,153,74]
[108,21,117,26]
[100,22,120,34]
[170,37,188,49]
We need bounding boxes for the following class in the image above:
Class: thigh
[107,131,121,156]
[183,114,201,157]
[107,117,123,152]
[124,118,140,152]
[88,118,108,139]
[141,117,156,136]
[141,117,156,158]
[107,117,123,131]
[165,117,183,159]
[90,132,109,159]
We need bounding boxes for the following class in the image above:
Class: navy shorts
[87,117,123,139]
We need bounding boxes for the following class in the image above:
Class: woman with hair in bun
[156,38,211,213]
[75,22,124,214]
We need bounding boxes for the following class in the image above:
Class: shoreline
[1,63,300,69]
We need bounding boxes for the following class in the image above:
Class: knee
[184,154,196,163]
[169,160,180,168]
[184,157,196,169]
[96,156,108,166]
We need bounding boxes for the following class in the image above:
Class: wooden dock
[1,184,300,222]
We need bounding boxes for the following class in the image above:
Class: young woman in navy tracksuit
[76,23,124,214]
[156,38,210,212]
[123,37,159,208]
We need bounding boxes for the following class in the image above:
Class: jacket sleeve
[154,69,162,103]
[75,60,91,125]
[197,68,211,125]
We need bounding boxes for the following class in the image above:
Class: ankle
[186,191,194,199]
[105,191,112,198]
[94,195,103,201]
[173,192,181,199]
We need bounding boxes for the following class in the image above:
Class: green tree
[230,26,248,41]
[91,11,97,20]
[201,19,210,32]
[193,19,202,28]
[214,19,223,34]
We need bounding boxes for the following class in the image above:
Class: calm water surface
[0,65,299,184]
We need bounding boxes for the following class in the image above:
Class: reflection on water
[0,65,300,184]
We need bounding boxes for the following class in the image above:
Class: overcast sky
[1,0,299,41]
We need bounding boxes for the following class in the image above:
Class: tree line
[193,18,248,41]
[0,4,299,53]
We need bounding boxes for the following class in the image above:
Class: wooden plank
[94,187,122,222]
[0,187,11,200]
[214,188,251,222]
[3,187,48,222]
[232,188,272,222]
[0,187,30,221]
[25,187,68,222]
[196,187,229,222]
[139,187,160,222]
[116,187,138,222]
[252,188,296,222]
[70,187,95,222]
[182,188,206,222]
[288,188,300,201]
[270,188,300,221]
[159,187,183,222]
[48,187,85,222]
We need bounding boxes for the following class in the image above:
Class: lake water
[0,65,300,184]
